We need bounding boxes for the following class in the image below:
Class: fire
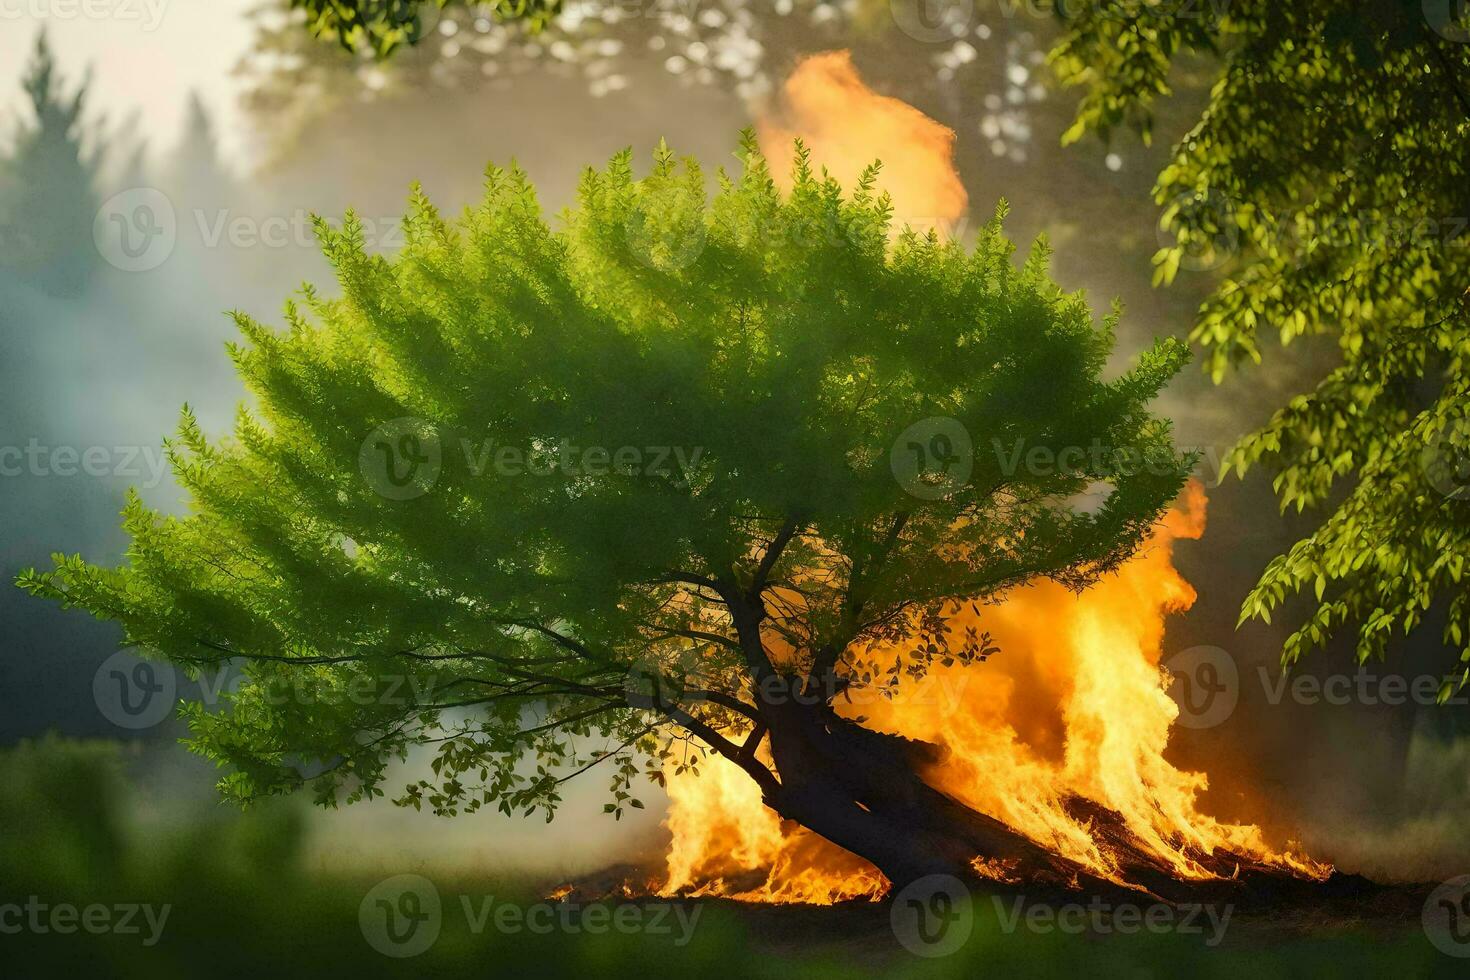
[756,51,968,237]
[660,754,886,904]
[640,54,1327,904]
[657,484,1327,902]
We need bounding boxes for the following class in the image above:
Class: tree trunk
[752,697,1111,895]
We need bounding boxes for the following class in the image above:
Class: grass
[0,736,1458,978]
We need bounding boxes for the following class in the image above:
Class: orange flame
[658,484,1325,902]
[649,57,1324,904]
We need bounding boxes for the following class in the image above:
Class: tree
[1048,2,1470,695]
[290,0,558,55]
[0,31,103,297]
[168,93,234,199]
[21,135,1190,889]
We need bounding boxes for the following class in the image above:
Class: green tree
[290,0,558,55]
[1049,2,1470,695]
[0,31,103,297]
[21,136,1190,889]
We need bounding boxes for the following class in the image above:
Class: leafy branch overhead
[289,0,560,55]
[1052,1,1470,695]
[19,134,1189,821]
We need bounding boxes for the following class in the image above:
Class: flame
[756,51,968,237]
[660,756,886,904]
[644,60,1326,904]
[657,484,1326,902]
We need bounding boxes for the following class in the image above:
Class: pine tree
[0,31,104,298]
[163,92,239,222]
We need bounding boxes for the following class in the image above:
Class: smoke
[2,11,1465,886]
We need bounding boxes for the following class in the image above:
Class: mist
[2,2,1466,890]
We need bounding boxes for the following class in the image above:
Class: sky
[0,0,257,164]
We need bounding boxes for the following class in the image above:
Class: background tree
[21,136,1190,889]
[166,93,236,203]
[1049,2,1470,695]
[0,31,104,298]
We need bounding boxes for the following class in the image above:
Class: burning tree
[21,134,1196,891]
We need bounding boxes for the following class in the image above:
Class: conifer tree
[0,31,103,297]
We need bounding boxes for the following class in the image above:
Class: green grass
[0,737,1457,978]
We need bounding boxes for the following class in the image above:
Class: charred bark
[752,696,1115,895]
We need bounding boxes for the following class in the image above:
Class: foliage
[0,31,103,297]
[0,735,128,892]
[2,742,1447,980]
[1050,1,1470,695]
[20,134,1189,819]
[290,0,559,55]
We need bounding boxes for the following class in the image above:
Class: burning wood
[556,485,1331,907]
